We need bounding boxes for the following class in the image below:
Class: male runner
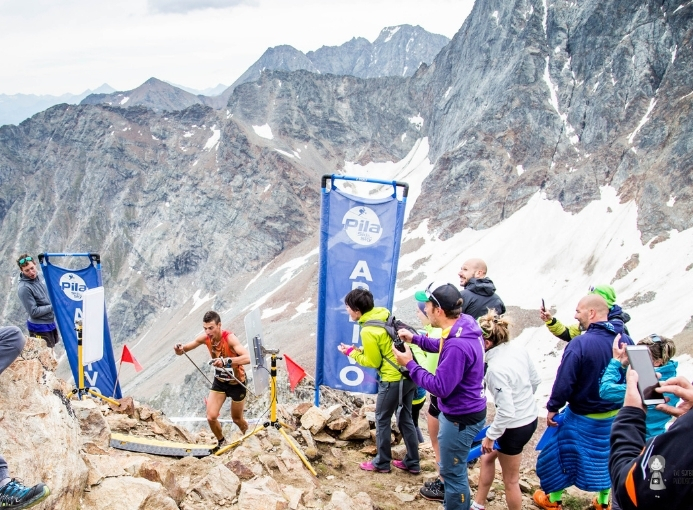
[174,311,250,452]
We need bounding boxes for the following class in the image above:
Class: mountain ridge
[0,0,691,426]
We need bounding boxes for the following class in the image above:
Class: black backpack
[362,315,418,380]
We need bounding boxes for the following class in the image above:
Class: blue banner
[315,176,407,401]
[40,254,122,399]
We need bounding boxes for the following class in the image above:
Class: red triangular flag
[121,345,143,372]
[284,354,306,392]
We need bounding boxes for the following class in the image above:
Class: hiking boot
[533,490,562,510]
[392,459,420,474]
[420,478,445,502]
[591,497,611,510]
[424,476,442,488]
[0,479,50,509]
[210,437,226,454]
[359,461,390,473]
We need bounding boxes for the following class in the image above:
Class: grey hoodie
[17,272,55,324]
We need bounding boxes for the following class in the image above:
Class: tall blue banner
[315,175,407,402]
[40,254,122,399]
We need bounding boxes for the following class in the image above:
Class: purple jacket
[406,313,487,416]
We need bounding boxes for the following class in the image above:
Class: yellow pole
[77,322,84,399]
[270,353,277,423]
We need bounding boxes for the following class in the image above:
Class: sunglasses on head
[649,334,662,343]
[425,282,442,308]
[17,256,33,266]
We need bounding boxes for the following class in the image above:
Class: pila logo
[59,273,88,301]
[342,206,383,246]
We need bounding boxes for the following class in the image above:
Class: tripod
[69,320,120,406]
[215,348,317,477]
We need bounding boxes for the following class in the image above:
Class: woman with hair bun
[471,310,541,510]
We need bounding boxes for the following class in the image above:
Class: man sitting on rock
[0,325,51,508]
[533,295,634,510]
[174,311,250,453]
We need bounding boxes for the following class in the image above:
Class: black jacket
[460,278,505,319]
[610,406,693,509]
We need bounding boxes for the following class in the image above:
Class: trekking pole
[183,351,214,386]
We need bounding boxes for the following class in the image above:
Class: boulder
[81,476,178,510]
[300,406,330,435]
[106,413,139,431]
[339,416,371,440]
[324,490,373,510]
[0,343,89,510]
[326,418,348,431]
[225,460,255,481]
[238,476,288,510]
[72,398,111,447]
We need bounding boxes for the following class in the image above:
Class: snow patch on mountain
[252,124,273,140]
[341,138,433,222]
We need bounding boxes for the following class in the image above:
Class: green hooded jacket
[348,307,403,382]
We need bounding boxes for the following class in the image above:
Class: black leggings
[412,400,425,428]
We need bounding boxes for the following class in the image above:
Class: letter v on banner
[39,253,122,399]
[315,175,408,405]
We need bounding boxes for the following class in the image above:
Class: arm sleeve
[599,359,627,403]
[609,407,647,509]
[407,345,465,399]
[546,347,580,412]
[546,318,579,342]
[413,334,441,354]
[349,327,382,369]
[485,369,516,440]
[17,286,53,321]
[528,353,542,394]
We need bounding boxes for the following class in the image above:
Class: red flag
[284,354,306,392]
[121,345,143,372]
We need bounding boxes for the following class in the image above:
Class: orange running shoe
[533,490,563,509]
[591,496,611,510]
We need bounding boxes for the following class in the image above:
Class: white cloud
[147,0,255,14]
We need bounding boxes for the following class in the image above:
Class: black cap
[415,282,462,311]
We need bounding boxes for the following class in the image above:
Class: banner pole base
[69,387,120,407]
[214,352,317,477]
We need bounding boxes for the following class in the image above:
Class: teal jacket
[599,359,679,439]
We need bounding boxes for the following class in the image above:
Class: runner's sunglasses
[17,256,33,266]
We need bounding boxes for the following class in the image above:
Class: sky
[0,0,475,96]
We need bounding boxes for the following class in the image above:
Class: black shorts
[210,378,247,402]
[496,418,538,455]
[428,394,441,418]
[29,328,59,348]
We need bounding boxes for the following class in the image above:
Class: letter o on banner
[340,366,365,386]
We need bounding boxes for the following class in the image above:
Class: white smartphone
[626,345,665,405]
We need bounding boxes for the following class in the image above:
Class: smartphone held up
[626,345,666,405]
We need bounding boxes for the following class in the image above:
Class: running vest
[204,331,246,384]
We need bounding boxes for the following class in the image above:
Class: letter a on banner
[39,253,122,399]
[315,175,408,404]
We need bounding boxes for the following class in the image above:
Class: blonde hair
[477,309,510,347]
[638,334,676,365]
